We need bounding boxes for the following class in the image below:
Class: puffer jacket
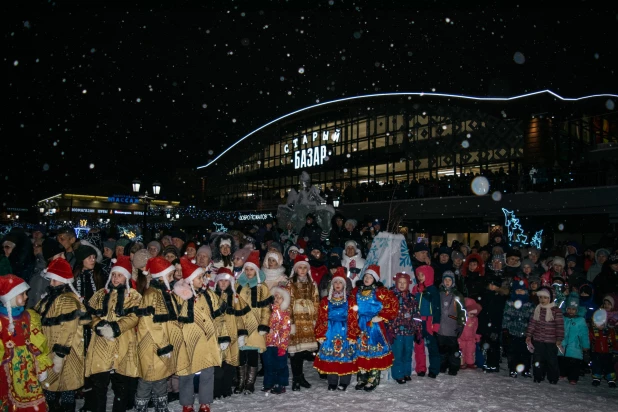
[389,286,421,336]
[559,313,590,360]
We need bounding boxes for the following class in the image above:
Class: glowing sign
[283,129,340,154]
[72,208,95,213]
[294,145,327,169]
[114,210,132,215]
[238,213,273,221]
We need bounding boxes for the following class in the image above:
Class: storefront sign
[108,195,140,204]
[114,210,132,215]
[71,208,96,213]
[294,145,327,169]
[283,128,340,154]
[134,211,144,215]
[238,213,273,221]
[97,209,110,214]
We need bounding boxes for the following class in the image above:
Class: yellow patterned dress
[0,308,52,412]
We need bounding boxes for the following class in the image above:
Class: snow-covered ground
[82,362,618,412]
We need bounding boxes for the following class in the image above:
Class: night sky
[4,1,617,206]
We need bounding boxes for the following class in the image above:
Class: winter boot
[354,371,367,390]
[337,384,348,391]
[270,385,286,394]
[198,405,211,412]
[608,381,616,388]
[592,378,601,386]
[298,373,312,388]
[134,397,149,412]
[292,377,301,391]
[417,371,426,377]
[155,395,170,412]
[182,406,195,412]
[244,366,257,394]
[327,384,337,391]
[233,364,248,394]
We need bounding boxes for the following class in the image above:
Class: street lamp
[333,198,340,208]
[152,181,161,195]
[132,179,141,193]
[132,178,162,240]
[166,212,171,219]
[39,206,45,214]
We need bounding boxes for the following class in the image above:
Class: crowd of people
[1,214,617,412]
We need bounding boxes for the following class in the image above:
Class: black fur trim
[205,291,227,319]
[94,320,109,336]
[257,325,270,334]
[218,336,232,344]
[177,296,195,324]
[157,345,173,356]
[237,329,248,337]
[109,321,122,338]
[226,304,251,317]
[52,344,71,358]
[148,283,179,323]
[135,307,154,317]
[41,309,89,327]
[38,284,71,319]
[256,294,274,308]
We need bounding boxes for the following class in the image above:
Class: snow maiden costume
[288,254,320,391]
[173,258,230,412]
[0,274,52,412]
[351,264,399,391]
[34,258,92,412]
[313,267,361,391]
[85,255,142,412]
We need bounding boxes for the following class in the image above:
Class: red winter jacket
[588,325,616,354]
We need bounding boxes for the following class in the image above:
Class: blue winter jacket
[415,285,441,324]
[559,314,590,360]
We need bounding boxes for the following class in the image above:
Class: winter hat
[344,240,359,252]
[185,241,197,252]
[170,230,187,243]
[143,256,175,290]
[566,254,578,264]
[233,244,252,262]
[413,242,430,253]
[528,274,541,285]
[511,280,529,303]
[364,264,381,283]
[394,272,412,292]
[521,258,534,269]
[344,218,357,228]
[270,286,291,311]
[287,245,300,255]
[243,250,261,275]
[132,249,150,270]
[552,256,565,267]
[103,240,116,251]
[506,250,522,259]
[42,238,65,261]
[534,287,556,321]
[264,250,284,268]
[565,292,580,310]
[592,309,607,327]
[0,274,30,332]
[2,236,17,249]
[465,297,482,313]
[74,244,98,264]
[293,254,311,274]
[578,283,593,297]
[197,244,212,259]
[116,238,131,248]
[162,245,180,259]
[269,242,283,254]
[107,255,133,292]
[214,267,236,294]
[179,257,205,296]
[451,251,464,261]
[442,270,455,285]
[535,286,554,301]
[147,241,162,254]
[438,246,452,257]
[328,255,342,269]
[329,267,348,301]
[45,258,81,299]
[603,294,615,310]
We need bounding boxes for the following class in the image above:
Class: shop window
[469,233,489,248]
[374,137,385,148]
[357,139,368,152]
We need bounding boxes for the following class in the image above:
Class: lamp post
[333,198,340,208]
[132,179,161,240]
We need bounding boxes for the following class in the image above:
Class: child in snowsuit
[437,271,466,376]
[263,286,292,394]
[0,275,52,412]
[589,309,617,387]
[503,280,535,378]
[526,286,565,384]
[389,272,421,383]
[459,297,482,369]
[478,274,508,373]
[413,265,441,378]
[558,293,590,385]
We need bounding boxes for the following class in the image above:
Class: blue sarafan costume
[313,270,361,376]
[352,265,399,372]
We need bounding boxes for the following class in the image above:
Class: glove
[97,324,115,341]
[238,335,246,348]
[431,323,440,334]
[220,342,230,351]
[38,370,48,382]
[290,325,297,335]
[52,355,64,374]
[160,352,172,359]
[259,330,267,336]
[277,348,286,357]
[371,316,382,323]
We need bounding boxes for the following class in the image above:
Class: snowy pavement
[85,363,618,411]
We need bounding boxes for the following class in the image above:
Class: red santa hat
[0,274,30,333]
[44,258,81,299]
[106,255,133,293]
[364,264,381,283]
[179,257,205,296]
[143,256,175,290]
[243,250,261,275]
[292,254,311,274]
[328,267,348,301]
[214,267,238,302]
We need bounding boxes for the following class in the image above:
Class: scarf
[0,305,25,317]
[533,302,556,322]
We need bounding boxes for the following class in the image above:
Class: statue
[277,171,335,235]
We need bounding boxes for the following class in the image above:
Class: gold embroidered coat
[136,281,187,382]
[35,285,91,391]
[85,286,142,377]
[174,288,230,375]
[214,288,251,366]
[235,280,272,353]
[288,279,319,353]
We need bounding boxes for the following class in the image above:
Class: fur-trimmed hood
[270,286,291,311]
[211,233,238,262]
